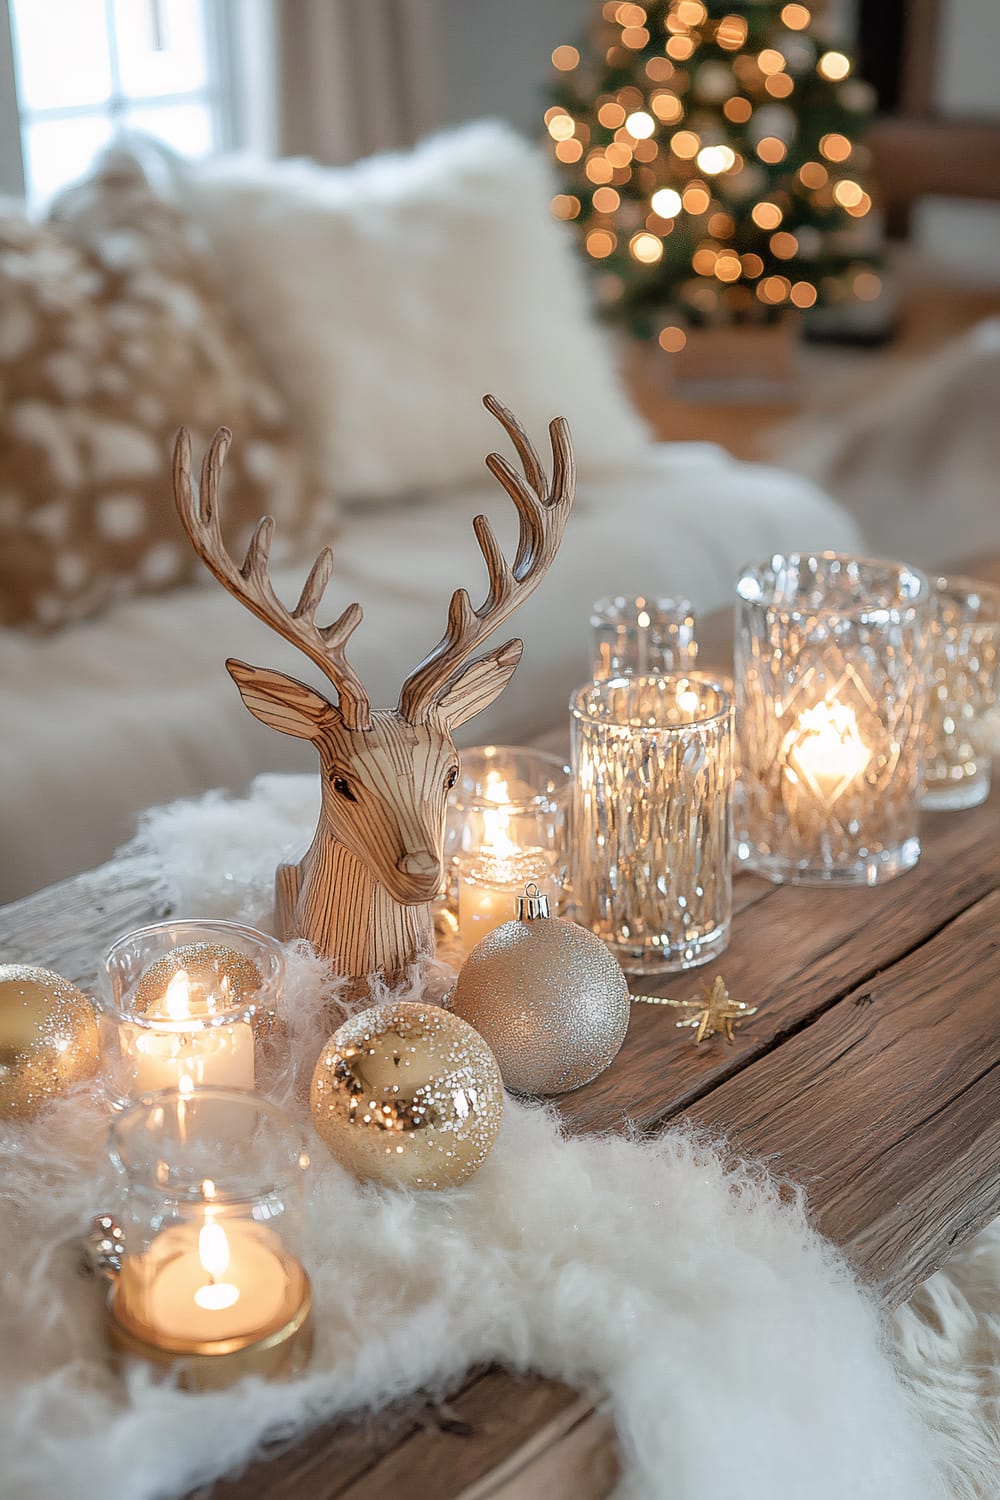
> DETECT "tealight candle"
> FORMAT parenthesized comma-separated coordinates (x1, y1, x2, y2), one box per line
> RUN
(125, 968, 255, 1096)
(784, 700, 872, 806)
(456, 773, 557, 945)
(105, 1089, 312, 1390)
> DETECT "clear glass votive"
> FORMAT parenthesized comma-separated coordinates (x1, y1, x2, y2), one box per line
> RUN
(570, 673, 733, 976)
(101, 920, 285, 1110)
(105, 1088, 311, 1389)
(444, 745, 572, 942)
(923, 575, 1000, 810)
(591, 593, 697, 681)
(735, 553, 931, 885)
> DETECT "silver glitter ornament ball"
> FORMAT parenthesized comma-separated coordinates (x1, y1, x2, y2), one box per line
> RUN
(451, 911, 630, 1096)
(310, 1002, 504, 1190)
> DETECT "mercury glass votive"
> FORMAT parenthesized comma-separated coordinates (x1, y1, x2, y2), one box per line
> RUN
(591, 593, 697, 680)
(735, 553, 930, 885)
(105, 1088, 312, 1389)
(570, 673, 733, 976)
(101, 920, 285, 1110)
(923, 575, 1000, 810)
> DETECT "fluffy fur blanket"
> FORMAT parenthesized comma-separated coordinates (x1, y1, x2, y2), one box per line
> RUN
(0, 775, 992, 1500)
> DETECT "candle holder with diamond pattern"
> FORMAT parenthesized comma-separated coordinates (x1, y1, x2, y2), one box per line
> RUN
(735, 553, 930, 885)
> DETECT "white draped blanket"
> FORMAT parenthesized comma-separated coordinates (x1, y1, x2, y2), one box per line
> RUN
(1, 776, 993, 1500)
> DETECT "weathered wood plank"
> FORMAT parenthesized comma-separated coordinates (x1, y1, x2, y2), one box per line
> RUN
(689, 888, 1000, 1306)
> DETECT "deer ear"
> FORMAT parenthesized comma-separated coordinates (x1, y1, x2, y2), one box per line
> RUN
(226, 659, 339, 740)
(436, 639, 523, 730)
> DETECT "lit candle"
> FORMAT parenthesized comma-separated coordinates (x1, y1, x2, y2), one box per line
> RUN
(124, 969, 255, 1095)
(786, 699, 871, 805)
(457, 774, 554, 945)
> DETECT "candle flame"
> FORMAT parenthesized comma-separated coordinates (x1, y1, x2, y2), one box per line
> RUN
(198, 1218, 229, 1278)
(164, 968, 192, 1019)
(788, 699, 871, 802)
(482, 772, 517, 860)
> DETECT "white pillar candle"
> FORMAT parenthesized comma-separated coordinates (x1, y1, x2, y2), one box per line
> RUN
(122, 969, 255, 1095)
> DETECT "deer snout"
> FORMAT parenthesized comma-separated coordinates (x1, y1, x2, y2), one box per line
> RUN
(397, 851, 440, 878)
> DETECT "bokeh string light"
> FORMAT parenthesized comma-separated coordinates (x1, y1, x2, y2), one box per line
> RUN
(546, 0, 881, 338)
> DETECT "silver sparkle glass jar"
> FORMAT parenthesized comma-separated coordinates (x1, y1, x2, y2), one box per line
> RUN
(923, 574, 1000, 810)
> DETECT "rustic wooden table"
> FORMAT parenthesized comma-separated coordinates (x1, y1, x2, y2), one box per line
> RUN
(2, 558, 997, 1500)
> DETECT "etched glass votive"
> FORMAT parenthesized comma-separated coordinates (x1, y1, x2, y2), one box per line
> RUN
(570, 673, 733, 975)
(444, 745, 572, 945)
(106, 1088, 312, 1389)
(735, 553, 930, 885)
(591, 594, 697, 681)
(923, 575, 1000, 810)
(101, 920, 285, 1110)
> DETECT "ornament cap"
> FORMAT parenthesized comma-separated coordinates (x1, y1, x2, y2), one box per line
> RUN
(517, 882, 551, 921)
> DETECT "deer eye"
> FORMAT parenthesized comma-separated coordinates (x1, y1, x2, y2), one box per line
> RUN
(446, 766, 459, 790)
(331, 775, 357, 802)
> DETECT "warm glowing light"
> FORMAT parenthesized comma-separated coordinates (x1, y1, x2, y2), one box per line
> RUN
(676, 0, 706, 23)
(552, 194, 581, 220)
(677, 686, 702, 715)
(626, 110, 656, 139)
(606, 141, 633, 167)
(844, 192, 872, 218)
(630, 231, 663, 264)
(666, 34, 695, 59)
(781, 4, 811, 29)
(194, 1220, 240, 1311)
(586, 229, 617, 258)
(790, 280, 817, 307)
(818, 50, 851, 81)
(481, 774, 518, 861)
(658, 325, 687, 352)
(622, 25, 651, 48)
(799, 160, 828, 188)
(598, 100, 627, 128)
(651, 186, 682, 218)
(723, 96, 752, 124)
(670, 129, 700, 159)
(633, 138, 658, 162)
(751, 201, 783, 230)
(164, 969, 192, 1020)
(819, 132, 851, 162)
(555, 139, 583, 164)
(770, 230, 798, 259)
(682, 183, 711, 214)
(757, 136, 787, 164)
(692, 246, 718, 275)
(766, 73, 794, 97)
(716, 14, 747, 49)
(585, 154, 615, 183)
(645, 55, 674, 82)
(551, 44, 580, 71)
(697, 144, 736, 174)
(592, 186, 620, 213)
(853, 271, 882, 300)
(707, 211, 734, 237)
(714, 252, 742, 282)
(547, 113, 576, 142)
(651, 90, 683, 122)
(788, 701, 871, 801)
(615, 2, 646, 24)
(741, 252, 764, 278)
(757, 48, 786, 75)
(757, 275, 790, 303)
(833, 178, 864, 208)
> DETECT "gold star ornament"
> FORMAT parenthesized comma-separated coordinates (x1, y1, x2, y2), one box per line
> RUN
(631, 975, 758, 1045)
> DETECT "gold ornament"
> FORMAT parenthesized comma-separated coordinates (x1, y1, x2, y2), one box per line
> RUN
(310, 1002, 504, 1190)
(134, 943, 272, 1033)
(0, 964, 99, 1118)
(633, 974, 757, 1044)
(451, 886, 630, 1096)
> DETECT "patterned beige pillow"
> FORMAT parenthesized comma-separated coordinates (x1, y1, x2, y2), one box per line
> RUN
(0, 154, 333, 632)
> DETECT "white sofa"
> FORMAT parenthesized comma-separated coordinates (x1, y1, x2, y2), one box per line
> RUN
(0, 442, 859, 901)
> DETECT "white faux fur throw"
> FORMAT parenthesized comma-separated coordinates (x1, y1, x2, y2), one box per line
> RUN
(2, 775, 994, 1500)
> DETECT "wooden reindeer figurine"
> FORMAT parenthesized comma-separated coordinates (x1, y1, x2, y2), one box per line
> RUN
(172, 395, 575, 991)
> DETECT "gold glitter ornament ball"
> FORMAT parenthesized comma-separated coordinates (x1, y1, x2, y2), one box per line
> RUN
(0, 964, 99, 1118)
(310, 1002, 504, 1190)
(452, 912, 630, 1096)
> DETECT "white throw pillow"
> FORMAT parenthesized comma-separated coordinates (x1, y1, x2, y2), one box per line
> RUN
(172, 121, 651, 503)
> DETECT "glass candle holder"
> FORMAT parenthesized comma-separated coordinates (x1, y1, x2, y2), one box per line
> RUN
(591, 593, 697, 681)
(101, 920, 285, 1110)
(570, 673, 734, 976)
(923, 575, 1000, 811)
(105, 1088, 312, 1389)
(735, 553, 930, 885)
(444, 745, 572, 945)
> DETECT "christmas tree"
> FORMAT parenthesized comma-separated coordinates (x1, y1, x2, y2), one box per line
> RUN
(546, 1, 881, 348)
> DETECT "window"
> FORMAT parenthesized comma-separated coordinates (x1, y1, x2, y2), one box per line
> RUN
(7, 0, 236, 203)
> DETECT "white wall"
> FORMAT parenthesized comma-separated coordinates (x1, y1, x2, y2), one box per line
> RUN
(937, 0, 1000, 115)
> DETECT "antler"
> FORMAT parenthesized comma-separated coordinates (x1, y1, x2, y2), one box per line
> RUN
(398, 395, 575, 723)
(173, 427, 372, 729)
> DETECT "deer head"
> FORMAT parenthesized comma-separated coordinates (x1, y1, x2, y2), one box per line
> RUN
(173, 398, 574, 980)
